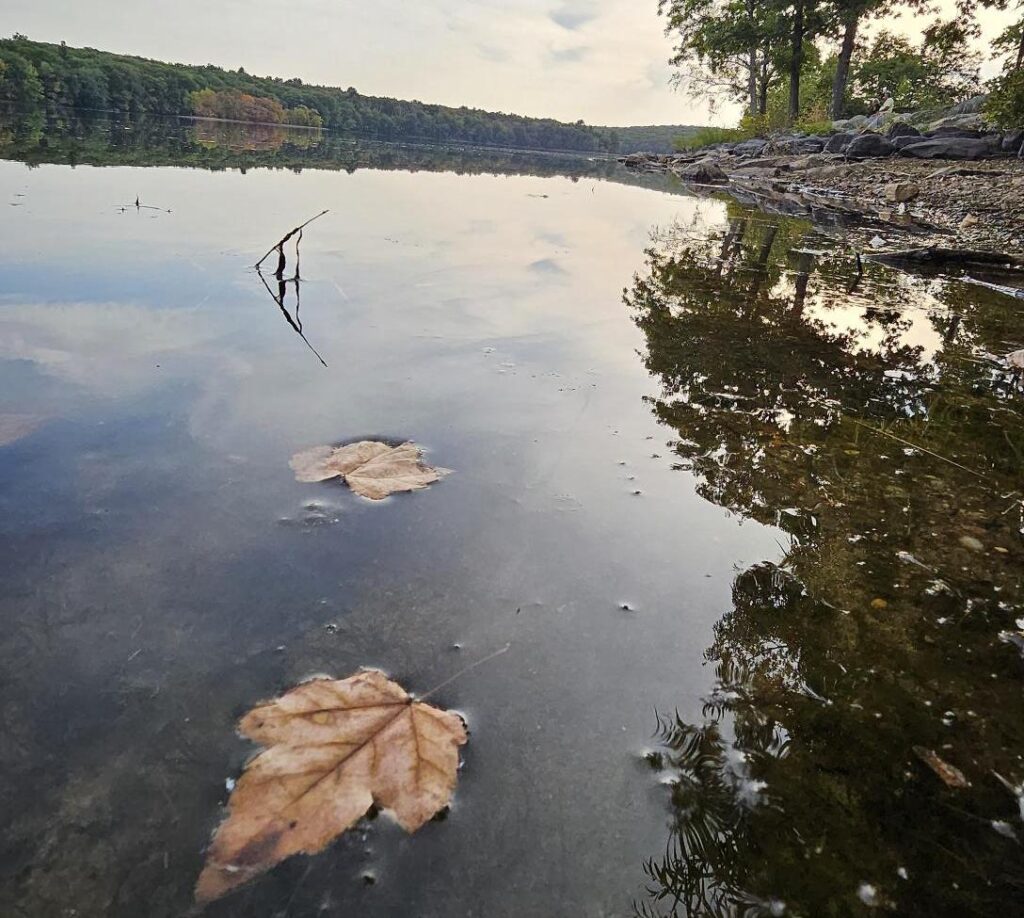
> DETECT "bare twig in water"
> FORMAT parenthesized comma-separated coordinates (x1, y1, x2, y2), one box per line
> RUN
(256, 265, 328, 367)
(116, 196, 171, 213)
(255, 209, 329, 271)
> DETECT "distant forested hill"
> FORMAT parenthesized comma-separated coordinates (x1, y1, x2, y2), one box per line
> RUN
(0, 35, 623, 153)
(601, 124, 703, 153)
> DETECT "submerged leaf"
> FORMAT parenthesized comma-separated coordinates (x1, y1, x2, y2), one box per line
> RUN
(913, 746, 970, 788)
(289, 440, 449, 499)
(196, 670, 467, 902)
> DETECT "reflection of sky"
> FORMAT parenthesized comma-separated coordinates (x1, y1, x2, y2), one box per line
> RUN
(775, 268, 948, 363)
(0, 157, 781, 916)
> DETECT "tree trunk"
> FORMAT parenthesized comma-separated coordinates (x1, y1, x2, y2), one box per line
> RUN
(788, 0, 804, 124)
(745, 0, 761, 116)
(748, 48, 758, 116)
(758, 62, 769, 115)
(1015, 24, 1023, 71)
(831, 13, 859, 118)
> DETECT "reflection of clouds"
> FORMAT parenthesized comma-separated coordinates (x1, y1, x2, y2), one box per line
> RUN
(0, 165, 706, 453)
(0, 298, 249, 398)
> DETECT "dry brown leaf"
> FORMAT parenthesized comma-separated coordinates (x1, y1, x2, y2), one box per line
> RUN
(0, 414, 46, 447)
(196, 670, 467, 903)
(289, 440, 449, 500)
(913, 746, 970, 788)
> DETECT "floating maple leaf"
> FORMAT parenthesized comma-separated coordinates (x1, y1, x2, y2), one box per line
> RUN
(196, 670, 467, 903)
(289, 440, 450, 500)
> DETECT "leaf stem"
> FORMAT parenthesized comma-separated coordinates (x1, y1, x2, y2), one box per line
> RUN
(418, 643, 512, 702)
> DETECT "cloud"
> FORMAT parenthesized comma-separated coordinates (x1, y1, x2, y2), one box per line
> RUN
(549, 3, 598, 30)
(549, 45, 590, 64)
(477, 43, 510, 64)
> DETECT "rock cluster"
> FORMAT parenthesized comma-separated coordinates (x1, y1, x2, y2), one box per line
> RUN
(617, 94, 1024, 253)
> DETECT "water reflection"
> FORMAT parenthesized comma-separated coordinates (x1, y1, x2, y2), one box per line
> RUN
(628, 208, 1024, 915)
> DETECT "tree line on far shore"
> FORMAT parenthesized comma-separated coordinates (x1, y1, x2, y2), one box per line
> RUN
(0, 35, 621, 153)
(659, 0, 1024, 129)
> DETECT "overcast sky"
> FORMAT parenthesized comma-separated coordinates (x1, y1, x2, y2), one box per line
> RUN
(4, 0, 1018, 126)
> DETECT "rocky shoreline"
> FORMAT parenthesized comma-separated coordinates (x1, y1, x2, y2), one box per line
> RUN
(620, 103, 1024, 255)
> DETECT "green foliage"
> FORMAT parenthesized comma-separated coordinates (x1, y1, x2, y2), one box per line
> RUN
(675, 124, 754, 149)
(0, 35, 617, 153)
(0, 49, 43, 108)
(850, 25, 981, 111)
(986, 67, 1024, 127)
(659, 0, 791, 116)
(601, 123, 704, 153)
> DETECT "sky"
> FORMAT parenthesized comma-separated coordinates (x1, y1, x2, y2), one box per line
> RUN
(3, 0, 1019, 127)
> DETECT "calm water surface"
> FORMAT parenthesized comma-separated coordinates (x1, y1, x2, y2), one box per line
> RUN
(1, 118, 1022, 918)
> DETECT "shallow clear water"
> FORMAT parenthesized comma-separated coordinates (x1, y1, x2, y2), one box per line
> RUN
(1, 117, 1022, 918)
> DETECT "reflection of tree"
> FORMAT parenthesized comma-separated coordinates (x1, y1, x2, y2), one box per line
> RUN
(628, 211, 1024, 917)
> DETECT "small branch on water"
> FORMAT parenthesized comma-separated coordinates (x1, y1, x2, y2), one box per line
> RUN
(255, 209, 329, 270)
(116, 196, 171, 213)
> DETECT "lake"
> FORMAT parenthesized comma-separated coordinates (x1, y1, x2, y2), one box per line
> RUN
(1, 115, 1022, 918)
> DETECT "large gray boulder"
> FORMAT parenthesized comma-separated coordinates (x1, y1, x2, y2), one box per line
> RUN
(891, 134, 926, 149)
(898, 137, 994, 160)
(1000, 129, 1023, 154)
(949, 94, 988, 115)
(865, 111, 896, 131)
(928, 113, 985, 134)
(733, 138, 769, 157)
(674, 160, 729, 184)
(847, 114, 869, 131)
(772, 135, 826, 154)
(887, 121, 921, 139)
(929, 125, 983, 139)
(824, 132, 854, 153)
(845, 133, 896, 158)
